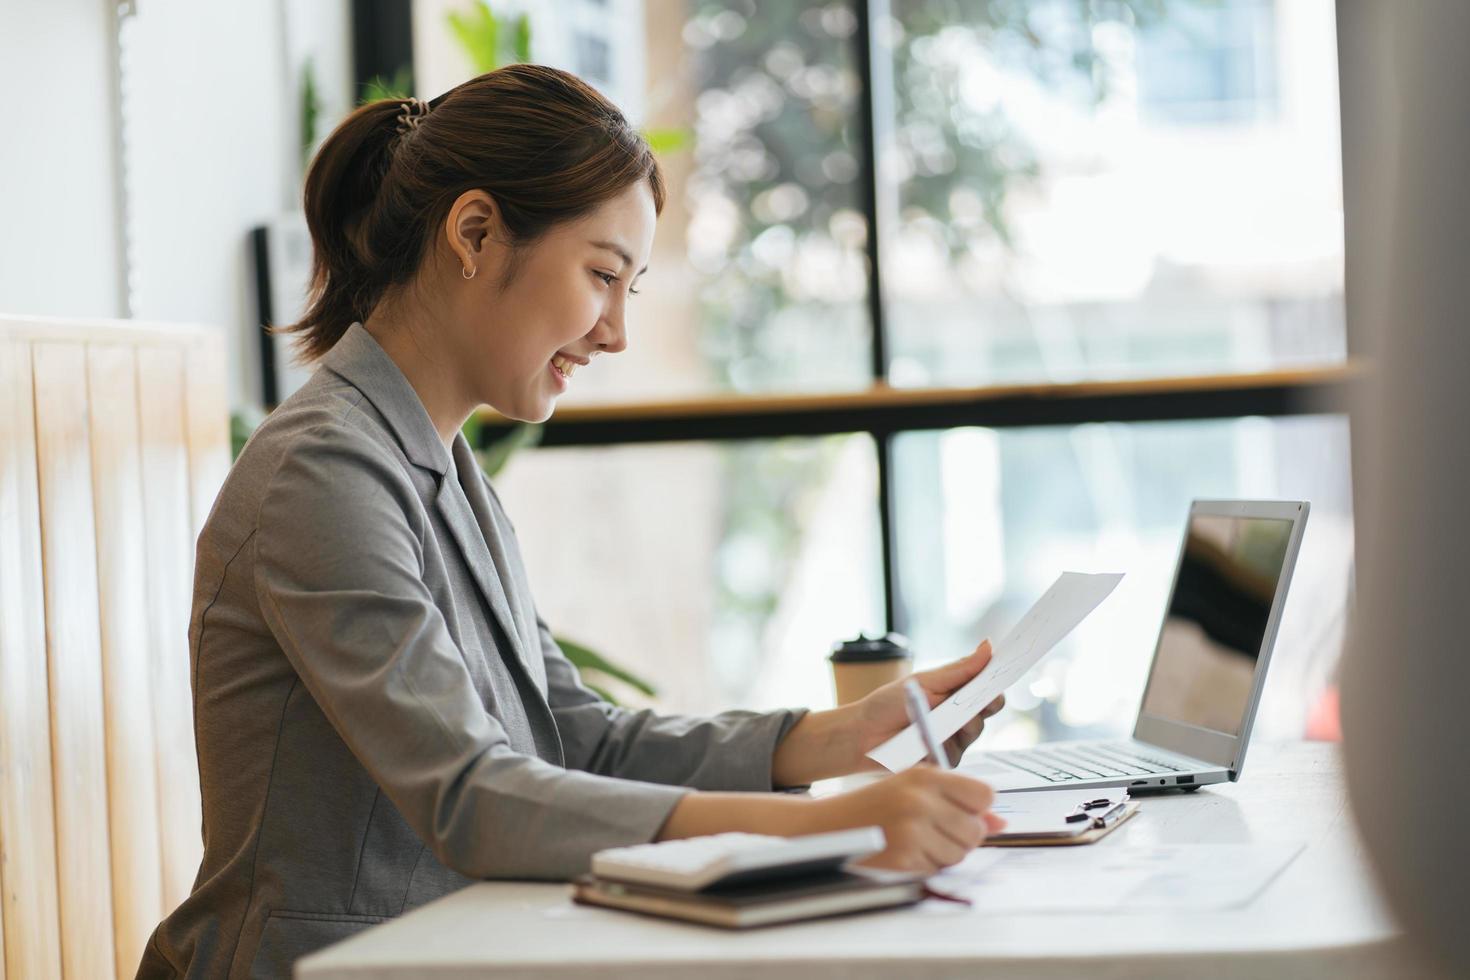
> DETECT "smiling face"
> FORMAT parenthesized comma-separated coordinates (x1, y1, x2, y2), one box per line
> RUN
(437, 180, 657, 424)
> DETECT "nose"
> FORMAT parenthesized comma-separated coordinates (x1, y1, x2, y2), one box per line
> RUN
(590, 295, 629, 354)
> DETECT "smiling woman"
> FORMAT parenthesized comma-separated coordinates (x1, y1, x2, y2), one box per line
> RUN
(282, 64, 661, 433)
(359, 178, 655, 431)
(135, 62, 1008, 979)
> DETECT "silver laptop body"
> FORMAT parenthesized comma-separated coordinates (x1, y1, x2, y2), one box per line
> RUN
(962, 499, 1311, 794)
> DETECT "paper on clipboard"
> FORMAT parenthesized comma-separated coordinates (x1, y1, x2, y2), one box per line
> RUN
(983, 788, 1129, 838)
(867, 572, 1123, 771)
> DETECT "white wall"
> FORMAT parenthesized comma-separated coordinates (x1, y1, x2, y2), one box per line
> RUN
(0, 0, 125, 319)
(119, 0, 351, 412)
(1, 0, 352, 412)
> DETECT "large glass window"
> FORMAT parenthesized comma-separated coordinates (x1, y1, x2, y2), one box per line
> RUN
(892, 414, 1352, 746)
(882, 0, 1344, 387)
(403, 1, 1354, 740)
(491, 434, 885, 713)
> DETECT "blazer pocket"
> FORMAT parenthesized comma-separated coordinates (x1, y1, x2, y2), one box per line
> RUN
(249, 909, 391, 979)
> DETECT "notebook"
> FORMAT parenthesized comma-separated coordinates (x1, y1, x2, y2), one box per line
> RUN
(572, 868, 924, 928)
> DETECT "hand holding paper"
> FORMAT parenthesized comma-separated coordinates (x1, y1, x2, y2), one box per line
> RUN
(866, 572, 1123, 771)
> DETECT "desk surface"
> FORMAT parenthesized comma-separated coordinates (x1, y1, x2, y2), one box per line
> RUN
(299, 742, 1426, 980)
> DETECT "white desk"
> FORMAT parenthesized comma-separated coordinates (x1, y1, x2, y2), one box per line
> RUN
(299, 742, 1430, 979)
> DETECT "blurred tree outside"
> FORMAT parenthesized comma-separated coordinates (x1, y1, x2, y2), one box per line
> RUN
(681, 0, 1182, 701)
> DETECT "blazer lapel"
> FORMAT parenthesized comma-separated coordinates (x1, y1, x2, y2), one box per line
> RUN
(433, 467, 530, 674)
(322, 323, 561, 761)
(438, 450, 563, 764)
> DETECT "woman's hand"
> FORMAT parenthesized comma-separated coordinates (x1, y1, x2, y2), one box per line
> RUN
(657, 769, 1005, 872)
(852, 641, 1006, 769)
(811, 766, 1005, 874)
(769, 640, 1007, 786)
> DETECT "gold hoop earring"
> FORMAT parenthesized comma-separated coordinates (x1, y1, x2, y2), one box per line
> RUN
(462, 265, 477, 280)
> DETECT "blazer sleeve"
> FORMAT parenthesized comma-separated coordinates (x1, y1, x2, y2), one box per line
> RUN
(252, 424, 690, 880)
(539, 622, 810, 791)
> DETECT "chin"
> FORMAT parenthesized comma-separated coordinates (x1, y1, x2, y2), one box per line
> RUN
(510, 400, 556, 425)
(483, 395, 555, 425)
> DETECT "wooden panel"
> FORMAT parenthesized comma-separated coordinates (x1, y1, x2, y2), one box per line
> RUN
(86, 344, 165, 978)
(135, 347, 202, 910)
(0, 339, 63, 979)
(183, 338, 230, 544)
(31, 342, 117, 980)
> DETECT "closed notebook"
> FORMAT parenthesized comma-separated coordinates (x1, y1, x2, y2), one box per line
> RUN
(572, 869, 924, 929)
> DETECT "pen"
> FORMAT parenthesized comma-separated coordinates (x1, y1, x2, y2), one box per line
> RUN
(904, 679, 952, 770)
(1092, 801, 1129, 829)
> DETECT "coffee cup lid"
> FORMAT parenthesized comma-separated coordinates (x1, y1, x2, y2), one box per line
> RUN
(829, 632, 912, 663)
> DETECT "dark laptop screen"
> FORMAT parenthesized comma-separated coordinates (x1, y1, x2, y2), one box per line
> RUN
(1139, 514, 1294, 735)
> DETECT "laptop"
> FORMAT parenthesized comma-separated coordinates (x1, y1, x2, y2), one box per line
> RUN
(962, 499, 1310, 794)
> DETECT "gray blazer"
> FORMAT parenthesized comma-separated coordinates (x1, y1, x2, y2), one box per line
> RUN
(138, 323, 806, 979)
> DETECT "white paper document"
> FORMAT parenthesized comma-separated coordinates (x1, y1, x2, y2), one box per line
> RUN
(984, 788, 1128, 837)
(924, 842, 1305, 914)
(867, 571, 1123, 772)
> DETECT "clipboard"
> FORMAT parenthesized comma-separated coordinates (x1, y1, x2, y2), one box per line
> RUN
(982, 790, 1140, 847)
(984, 801, 1139, 846)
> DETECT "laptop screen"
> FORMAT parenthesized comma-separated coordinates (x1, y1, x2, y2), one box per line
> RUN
(1139, 514, 1295, 736)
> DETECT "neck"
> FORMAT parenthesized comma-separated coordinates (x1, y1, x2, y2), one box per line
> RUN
(361, 311, 472, 451)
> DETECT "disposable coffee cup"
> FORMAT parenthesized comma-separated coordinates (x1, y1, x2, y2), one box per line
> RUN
(829, 633, 913, 706)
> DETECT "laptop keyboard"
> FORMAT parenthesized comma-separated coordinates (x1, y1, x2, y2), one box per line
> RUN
(995, 744, 1186, 782)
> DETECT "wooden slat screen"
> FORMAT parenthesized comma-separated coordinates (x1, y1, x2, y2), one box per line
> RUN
(0, 316, 229, 979)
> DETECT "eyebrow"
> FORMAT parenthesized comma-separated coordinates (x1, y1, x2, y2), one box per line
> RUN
(590, 240, 648, 277)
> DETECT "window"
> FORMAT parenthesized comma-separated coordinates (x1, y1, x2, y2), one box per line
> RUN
(892, 414, 1351, 744)
(492, 434, 884, 713)
(883, 0, 1342, 387)
(1137, 0, 1279, 125)
(401, 0, 1354, 743)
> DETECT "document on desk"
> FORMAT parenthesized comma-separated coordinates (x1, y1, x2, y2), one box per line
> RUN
(867, 572, 1124, 771)
(924, 842, 1305, 914)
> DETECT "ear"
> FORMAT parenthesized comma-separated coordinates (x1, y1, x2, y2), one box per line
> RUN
(443, 189, 504, 271)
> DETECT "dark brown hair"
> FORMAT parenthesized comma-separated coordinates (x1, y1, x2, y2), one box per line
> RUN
(284, 63, 666, 361)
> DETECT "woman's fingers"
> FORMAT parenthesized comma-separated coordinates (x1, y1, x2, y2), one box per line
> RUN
(853, 768, 1003, 872)
(945, 697, 1004, 758)
(930, 769, 996, 813)
(930, 797, 991, 852)
(915, 640, 993, 701)
(919, 834, 972, 872)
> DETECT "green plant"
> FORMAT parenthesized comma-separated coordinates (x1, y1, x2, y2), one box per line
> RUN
(360, 67, 414, 104)
(445, 2, 691, 161)
(301, 56, 322, 170)
(555, 637, 658, 705)
(231, 406, 265, 460)
(447, 2, 531, 73)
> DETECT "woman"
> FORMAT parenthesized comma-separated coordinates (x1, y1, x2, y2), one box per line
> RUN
(138, 64, 1005, 979)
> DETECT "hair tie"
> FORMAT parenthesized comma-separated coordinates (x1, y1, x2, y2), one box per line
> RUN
(395, 97, 430, 137)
